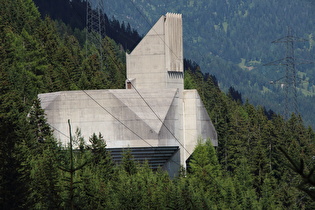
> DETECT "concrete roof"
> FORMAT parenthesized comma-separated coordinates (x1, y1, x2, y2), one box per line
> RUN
(108, 89, 177, 133)
(38, 88, 178, 145)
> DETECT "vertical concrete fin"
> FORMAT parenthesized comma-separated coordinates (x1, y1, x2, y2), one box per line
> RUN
(165, 13, 183, 72)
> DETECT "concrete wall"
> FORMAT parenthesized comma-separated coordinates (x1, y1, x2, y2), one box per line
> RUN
(183, 90, 218, 157)
(126, 13, 183, 92)
(126, 15, 166, 90)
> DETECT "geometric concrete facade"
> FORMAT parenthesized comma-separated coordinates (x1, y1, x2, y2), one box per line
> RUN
(39, 88, 181, 148)
(38, 13, 217, 176)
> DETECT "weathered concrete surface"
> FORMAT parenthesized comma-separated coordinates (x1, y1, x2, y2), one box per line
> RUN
(183, 90, 218, 159)
(39, 88, 180, 147)
(126, 13, 183, 92)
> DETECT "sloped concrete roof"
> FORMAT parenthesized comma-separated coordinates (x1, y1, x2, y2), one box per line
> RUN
(109, 89, 177, 134)
(38, 88, 178, 146)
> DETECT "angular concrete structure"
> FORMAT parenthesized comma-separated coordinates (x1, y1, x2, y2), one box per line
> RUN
(38, 13, 217, 176)
(126, 13, 183, 91)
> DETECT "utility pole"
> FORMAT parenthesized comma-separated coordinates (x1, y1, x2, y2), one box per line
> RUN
(264, 27, 310, 119)
(86, 0, 106, 70)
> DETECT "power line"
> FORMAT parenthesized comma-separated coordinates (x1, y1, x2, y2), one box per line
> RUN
(47, 123, 70, 139)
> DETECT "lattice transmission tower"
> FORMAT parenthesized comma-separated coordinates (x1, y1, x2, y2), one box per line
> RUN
(86, 0, 106, 70)
(264, 27, 311, 119)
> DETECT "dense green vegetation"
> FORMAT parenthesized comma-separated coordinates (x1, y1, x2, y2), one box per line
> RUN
(97, 0, 315, 127)
(1, 0, 315, 208)
(33, 0, 142, 52)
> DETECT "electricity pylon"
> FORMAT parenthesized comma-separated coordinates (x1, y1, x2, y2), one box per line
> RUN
(86, 0, 106, 70)
(264, 27, 311, 119)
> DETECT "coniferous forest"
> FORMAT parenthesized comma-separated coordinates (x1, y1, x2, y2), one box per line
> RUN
(1, 0, 315, 209)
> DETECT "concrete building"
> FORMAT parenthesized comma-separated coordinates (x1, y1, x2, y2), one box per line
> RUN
(39, 13, 217, 176)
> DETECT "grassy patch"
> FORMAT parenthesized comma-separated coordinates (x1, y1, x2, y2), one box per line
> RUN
(222, 21, 228, 33)
(238, 58, 246, 70)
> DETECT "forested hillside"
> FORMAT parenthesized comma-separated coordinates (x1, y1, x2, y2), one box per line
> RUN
(33, 0, 142, 52)
(1, 0, 315, 208)
(96, 0, 315, 127)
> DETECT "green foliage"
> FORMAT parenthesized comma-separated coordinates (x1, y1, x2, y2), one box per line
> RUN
(121, 149, 138, 176)
(189, 139, 221, 179)
(184, 70, 197, 89)
(0, 65, 30, 209)
(28, 141, 62, 209)
(88, 133, 114, 180)
(280, 146, 315, 202)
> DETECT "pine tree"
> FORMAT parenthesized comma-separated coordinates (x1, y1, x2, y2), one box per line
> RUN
(23, 97, 62, 209)
(0, 69, 31, 208)
(121, 149, 137, 176)
(57, 120, 89, 209)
